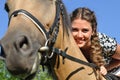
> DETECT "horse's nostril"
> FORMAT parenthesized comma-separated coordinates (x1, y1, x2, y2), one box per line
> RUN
(19, 36, 28, 50)
(15, 36, 30, 51)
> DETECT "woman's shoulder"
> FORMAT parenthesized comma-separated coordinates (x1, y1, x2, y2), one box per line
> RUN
(97, 32, 117, 45)
(97, 32, 117, 56)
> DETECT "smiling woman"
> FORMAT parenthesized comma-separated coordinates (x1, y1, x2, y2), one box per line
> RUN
(70, 7, 120, 80)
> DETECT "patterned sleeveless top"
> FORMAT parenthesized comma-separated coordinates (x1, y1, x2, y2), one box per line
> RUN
(98, 32, 117, 65)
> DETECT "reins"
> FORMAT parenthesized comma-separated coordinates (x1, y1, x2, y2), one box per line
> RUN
(52, 47, 99, 69)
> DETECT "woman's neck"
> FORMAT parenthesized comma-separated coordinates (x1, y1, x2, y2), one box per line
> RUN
(80, 45, 91, 62)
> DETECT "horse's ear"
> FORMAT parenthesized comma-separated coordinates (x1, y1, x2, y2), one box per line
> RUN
(4, 3, 10, 12)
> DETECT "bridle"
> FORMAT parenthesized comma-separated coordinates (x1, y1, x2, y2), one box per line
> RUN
(7, 0, 99, 79)
(9, 0, 61, 63)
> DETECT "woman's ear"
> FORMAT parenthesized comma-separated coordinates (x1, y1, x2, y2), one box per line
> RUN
(92, 31, 94, 36)
(92, 27, 96, 36)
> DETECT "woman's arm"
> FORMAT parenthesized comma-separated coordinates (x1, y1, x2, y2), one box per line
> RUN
(112, 44, 120, 60)
(106, 58, 120, 71)
(98, 33, 120, 75)
(106, 44, 120, 76)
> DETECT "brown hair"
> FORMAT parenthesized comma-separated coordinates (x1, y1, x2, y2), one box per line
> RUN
(70, 7, 105, 66)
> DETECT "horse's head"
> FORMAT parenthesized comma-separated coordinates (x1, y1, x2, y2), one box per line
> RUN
(0, 0, 64, 79)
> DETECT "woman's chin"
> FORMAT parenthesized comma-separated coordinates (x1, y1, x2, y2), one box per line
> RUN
(77, 43, 85, 48)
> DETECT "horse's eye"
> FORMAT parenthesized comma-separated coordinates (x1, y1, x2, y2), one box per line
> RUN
(4, 3, 10, 12)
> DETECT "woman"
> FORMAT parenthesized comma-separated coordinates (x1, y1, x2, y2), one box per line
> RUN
(70, 7, 120, 77)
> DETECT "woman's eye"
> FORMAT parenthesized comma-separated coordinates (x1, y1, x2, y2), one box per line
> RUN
(72, 28, 78, 32)
(82, 29, 89, 33)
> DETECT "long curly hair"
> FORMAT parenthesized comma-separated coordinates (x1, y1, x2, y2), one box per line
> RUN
(70, 7, 105, 66)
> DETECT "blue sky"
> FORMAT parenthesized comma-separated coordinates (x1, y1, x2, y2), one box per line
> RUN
(0, 0, 120, 43)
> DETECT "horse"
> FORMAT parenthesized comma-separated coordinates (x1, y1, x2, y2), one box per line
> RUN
(0, 0, 106, 80)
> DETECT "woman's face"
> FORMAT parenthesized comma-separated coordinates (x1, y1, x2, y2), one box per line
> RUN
(72, 18, 93, 49)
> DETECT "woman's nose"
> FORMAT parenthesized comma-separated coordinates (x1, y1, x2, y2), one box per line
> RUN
(77, 31, 83, 38)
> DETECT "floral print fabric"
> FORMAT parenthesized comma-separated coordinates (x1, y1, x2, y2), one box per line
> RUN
(98, 32, 117, 65)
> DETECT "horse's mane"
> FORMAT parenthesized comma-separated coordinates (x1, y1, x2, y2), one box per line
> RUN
(60, 1, 72, 37)
(44, 0, 73, 78)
